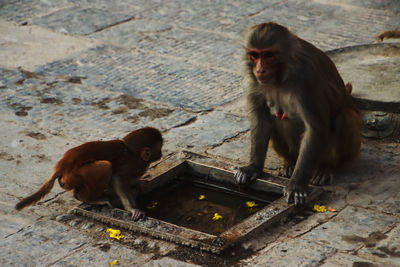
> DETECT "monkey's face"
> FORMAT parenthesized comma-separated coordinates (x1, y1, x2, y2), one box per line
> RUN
(247, 48, 279, 84)
(140, 141, 162, 163)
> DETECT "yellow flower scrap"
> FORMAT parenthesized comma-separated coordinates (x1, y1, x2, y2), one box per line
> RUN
(109, 260, 119, 266)
(198, 195, 205, 200)
(212, 213, 223, 221)
(107, 228, 124, 240)
(246, 201, 259, 208)
(313, 205, 327, 213)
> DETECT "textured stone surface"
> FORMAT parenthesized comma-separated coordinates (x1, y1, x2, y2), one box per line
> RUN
(347, 168, 400, 214)
(0, 0, 73, 24)
(35, 45, 243, 111)
(303, 206, 398, 251)
(243, 238, 337, 267)
(0, 220, 153, 267)
(358, 224, 400, 266)
(91, 21, 243, 71)
(0, 69, 195, 140)
(142, 258, 201, 267)
(207, 131, 284, 174)
(30, 5, 138, 35)
(50, 241, 153, 267)
(1, 0, 400, 266)
(164, 111, 249, 151)
(0, 21, 100, 71)
(0, 220, 88, 266)
(320, 252, 378, 267)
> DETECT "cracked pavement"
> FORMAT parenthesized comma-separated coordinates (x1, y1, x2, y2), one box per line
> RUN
(1, 0, 400, 266)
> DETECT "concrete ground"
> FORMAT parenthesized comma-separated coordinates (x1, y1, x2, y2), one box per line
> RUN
(1, 0, 399, 266)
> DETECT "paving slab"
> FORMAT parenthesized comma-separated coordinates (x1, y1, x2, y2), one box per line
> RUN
(321, 252, 380, 267)
(0, 191, 38, 238)
(243, 238, 337, 267)
(227, 0, 400, 50)
(164, 111, 249, 151)
(333, 142, 394, 185)
(0, 0, 73, 24)
(91, 20, 243, 72)
(0, 220, 88, 266)
(358, 224, 400, 265)
(0, 68, 195, 140)
(207, 132, 284, 174)
(30, 5, 139, 35)
(35, 45, 243, 111)
(136, 0, 282, 34)
(1, 0, 400, 266)
(0, 219, 154, 267)
(0, 20, 100, 71)
(141, 257, 201, 267)
(303, 206, 398, 251)
(50, 240, 154, 267)
(315, 0, 400, 13)
(347, 168, 400, 214)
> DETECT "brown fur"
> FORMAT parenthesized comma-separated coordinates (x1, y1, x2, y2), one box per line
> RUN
(376, 30, 400, 42)
(236, 22, 362, 205)
(15, 127, 163, 219)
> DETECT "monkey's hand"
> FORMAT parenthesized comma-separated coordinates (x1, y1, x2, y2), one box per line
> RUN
(284, 181, 308, 206)
(130, 208, 146, 221)
(234, 165, 261, 184)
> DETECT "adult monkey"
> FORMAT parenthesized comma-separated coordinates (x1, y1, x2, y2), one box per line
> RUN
(234, 22, 362, 206)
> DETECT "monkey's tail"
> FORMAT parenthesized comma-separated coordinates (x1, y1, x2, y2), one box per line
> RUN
(15, 170, 61, 210)
(376, 30, 400, 42)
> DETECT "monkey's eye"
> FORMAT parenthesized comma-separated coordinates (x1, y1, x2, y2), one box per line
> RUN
(248, 52, 260, 59)
(263, 51, 275, 58)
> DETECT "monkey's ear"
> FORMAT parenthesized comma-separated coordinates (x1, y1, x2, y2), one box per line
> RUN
(141, 147, 152, 161)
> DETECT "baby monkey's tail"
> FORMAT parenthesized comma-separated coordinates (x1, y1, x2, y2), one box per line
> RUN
(15, 170, 61, 210)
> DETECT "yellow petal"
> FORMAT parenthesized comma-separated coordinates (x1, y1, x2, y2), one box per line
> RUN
(109, 260, 119, 266)
(212, 213, 223, 221)
(246, 201, 259, 208)
(107, 228, 124, 240)
(198, 195, 205, 200)
(109, 232, 124, 240)
(313, 205, 327, 213)
(115, 234, 124, 240)
(107, 228, 121, 235)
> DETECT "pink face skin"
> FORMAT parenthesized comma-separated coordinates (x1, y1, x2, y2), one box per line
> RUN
(247, 48, 279, 84)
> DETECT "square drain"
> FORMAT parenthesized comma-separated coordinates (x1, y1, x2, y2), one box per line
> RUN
(70, 161, 321, 253)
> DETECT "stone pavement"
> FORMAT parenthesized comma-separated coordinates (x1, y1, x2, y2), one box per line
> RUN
(1, 0, 399, 266)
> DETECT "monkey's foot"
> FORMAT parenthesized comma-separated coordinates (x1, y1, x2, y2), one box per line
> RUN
(310, 170, 333, 185)
(234, 165, 260, 184)
(284, 183, 308, 206)
(130, 209, 146, 221)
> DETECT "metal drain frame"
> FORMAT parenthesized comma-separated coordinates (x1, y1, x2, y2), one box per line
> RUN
(69, 160, 322, 254)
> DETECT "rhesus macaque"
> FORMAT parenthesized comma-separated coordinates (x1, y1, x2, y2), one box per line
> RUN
(376, 30, 400, 42)
(15, 127, 163, 220)
(234, 22, 362, 206)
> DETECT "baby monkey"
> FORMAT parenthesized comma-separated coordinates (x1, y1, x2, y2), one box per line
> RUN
(15, 127, 163, 221)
